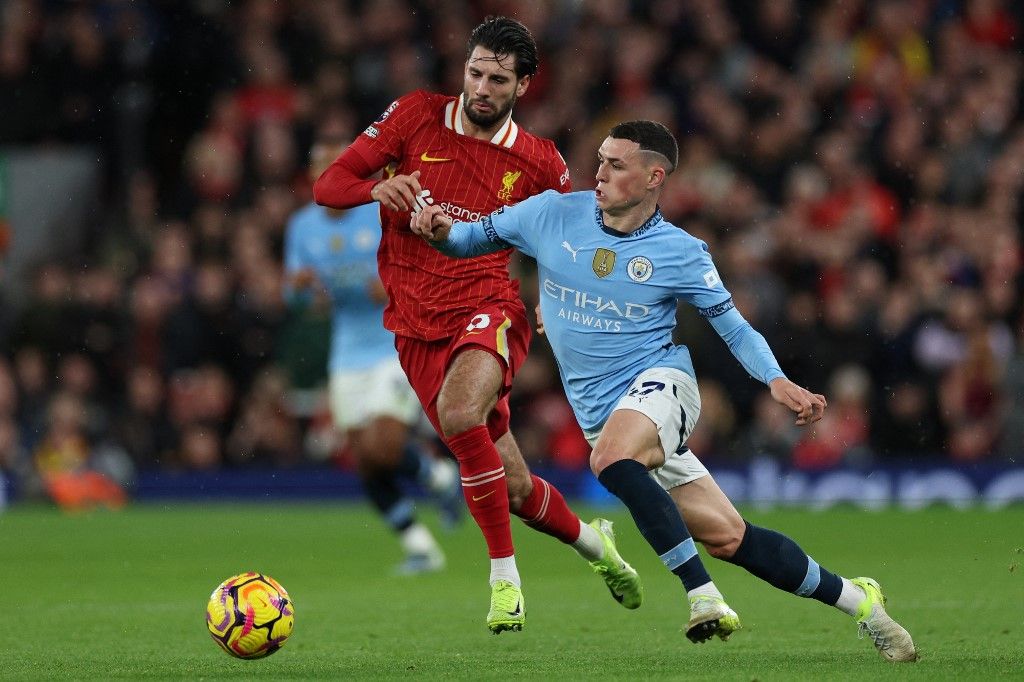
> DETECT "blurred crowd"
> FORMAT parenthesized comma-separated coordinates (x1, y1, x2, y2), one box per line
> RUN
(1, 0, 1023, 500)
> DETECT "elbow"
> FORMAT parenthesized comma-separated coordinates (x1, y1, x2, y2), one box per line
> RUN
(311, 176, 331, 207)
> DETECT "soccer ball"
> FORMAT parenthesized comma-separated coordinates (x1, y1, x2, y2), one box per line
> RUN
(206, 572, 294, 659)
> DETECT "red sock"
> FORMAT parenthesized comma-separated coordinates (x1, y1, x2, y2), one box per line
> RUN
(515, 474, 582, 544)
(446, 425, 514, 559)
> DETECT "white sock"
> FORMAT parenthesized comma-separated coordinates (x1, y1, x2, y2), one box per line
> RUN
(571, 520, 604, 561)
(489, 555, 521, 587)
(834, 578, 865, 617)
(687, 582, 723, 600)
(400, 523, 439, 557)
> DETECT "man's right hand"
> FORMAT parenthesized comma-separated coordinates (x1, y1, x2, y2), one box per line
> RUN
(370, 170, 423, 211)
(410, 204, 454, 241)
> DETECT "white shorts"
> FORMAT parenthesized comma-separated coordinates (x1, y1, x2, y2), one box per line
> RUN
(328, 358, 422, 431)
(584, 367, 709, 490)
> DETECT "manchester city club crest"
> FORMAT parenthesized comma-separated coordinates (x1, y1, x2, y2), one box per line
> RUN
(592, 248, 616, 278)
(627, 256, 654, 282)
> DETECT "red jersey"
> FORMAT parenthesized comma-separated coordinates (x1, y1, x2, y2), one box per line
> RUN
(317, 90, 570, 340)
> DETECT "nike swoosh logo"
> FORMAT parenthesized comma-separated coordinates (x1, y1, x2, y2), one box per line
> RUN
(507, 601, 522, 616)
(472, 490, 496, 502)
(420, 151, 452, 163)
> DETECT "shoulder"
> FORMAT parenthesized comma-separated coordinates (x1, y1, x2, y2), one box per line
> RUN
(375, 90, 444, 123)
(657, 220, 708, 253)
(522, 188, 588, 210)
(514, 129, 564, 161)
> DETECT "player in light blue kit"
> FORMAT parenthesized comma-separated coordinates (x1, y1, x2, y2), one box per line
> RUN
(411, 121, 916, 660)
(285, 139, 462, 575)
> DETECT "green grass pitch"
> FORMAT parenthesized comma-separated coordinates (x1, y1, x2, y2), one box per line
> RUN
(3, 502, 1023, 680)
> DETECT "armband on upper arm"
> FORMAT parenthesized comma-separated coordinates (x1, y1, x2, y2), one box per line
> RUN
(697, 298, 735, 319)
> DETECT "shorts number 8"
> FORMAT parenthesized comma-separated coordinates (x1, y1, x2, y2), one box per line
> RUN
(466, 314, 491, 332)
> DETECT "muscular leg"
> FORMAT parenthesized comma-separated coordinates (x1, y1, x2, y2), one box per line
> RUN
(666, 476, 745, 559)
(493, 430, 587, 544)
(437, 349, 517, 581)
(440, 350, 593, 550)
(670, 475, 851, 609)
(590, 409, 715, 594)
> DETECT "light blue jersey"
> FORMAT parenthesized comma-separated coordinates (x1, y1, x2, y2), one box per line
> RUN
(284, 202, 395, 372)
(436, 190, 785, 431)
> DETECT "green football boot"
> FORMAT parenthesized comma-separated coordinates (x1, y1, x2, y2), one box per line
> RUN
(852, 577, 918, 662)
(685, 595, 741, 643)
(588, 518, 643, 609)
(486, 580, 525, 634)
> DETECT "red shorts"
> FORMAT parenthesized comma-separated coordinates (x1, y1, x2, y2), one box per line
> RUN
(396, 301, 531, 443)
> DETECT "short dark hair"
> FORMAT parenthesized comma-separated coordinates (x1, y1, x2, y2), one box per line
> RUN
(466, 16, 539, 79)
(608, 120, 678, 174)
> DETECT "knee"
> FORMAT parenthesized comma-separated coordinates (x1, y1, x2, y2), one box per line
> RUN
(702, 517, 747, 560)
(437, 394, 485, 437)
(589, 447, 629, 479)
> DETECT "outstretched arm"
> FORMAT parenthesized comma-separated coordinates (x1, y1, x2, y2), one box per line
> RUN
(410, 205, 509, 258)
(708, 307, 826, 425)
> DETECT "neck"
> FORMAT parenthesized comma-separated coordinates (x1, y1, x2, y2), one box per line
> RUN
(601, 196, 660, 234)
(460, 110, 508, 141)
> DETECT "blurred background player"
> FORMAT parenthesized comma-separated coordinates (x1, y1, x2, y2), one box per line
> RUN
(285, 137, 462, 576)
(313, 16, 641, 632)
(413, 120, 917, 662)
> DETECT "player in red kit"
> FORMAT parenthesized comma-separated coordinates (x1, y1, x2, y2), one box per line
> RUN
(314, 16, 642, 633)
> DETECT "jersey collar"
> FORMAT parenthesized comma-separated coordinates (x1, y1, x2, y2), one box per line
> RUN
(595, 204, 664, 238)
(444, 96, 519, 148)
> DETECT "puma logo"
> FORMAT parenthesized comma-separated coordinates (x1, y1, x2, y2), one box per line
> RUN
(472, 490, 496, 502)
(562, 240, 579, 262)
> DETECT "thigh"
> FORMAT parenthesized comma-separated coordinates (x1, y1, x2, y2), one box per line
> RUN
(395, 335, 449, 437)
(328, 369, 372, 431)
(591, 408, 665, 470)
(586, 367, 702, 470)
(445, 302, 530, 441)
(441, 348, 503, 415)
(449, 302, 530, 397)
(365, 358, 422, 426)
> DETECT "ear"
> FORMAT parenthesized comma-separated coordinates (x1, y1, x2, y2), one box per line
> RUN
(515, 74, 531, 98)
(648, 167, 666, 191)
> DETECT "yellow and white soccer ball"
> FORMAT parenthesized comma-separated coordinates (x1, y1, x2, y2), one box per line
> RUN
(206, 572, 294, 659)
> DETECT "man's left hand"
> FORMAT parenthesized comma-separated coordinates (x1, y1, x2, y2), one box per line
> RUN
(769, 377, 827, 426)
